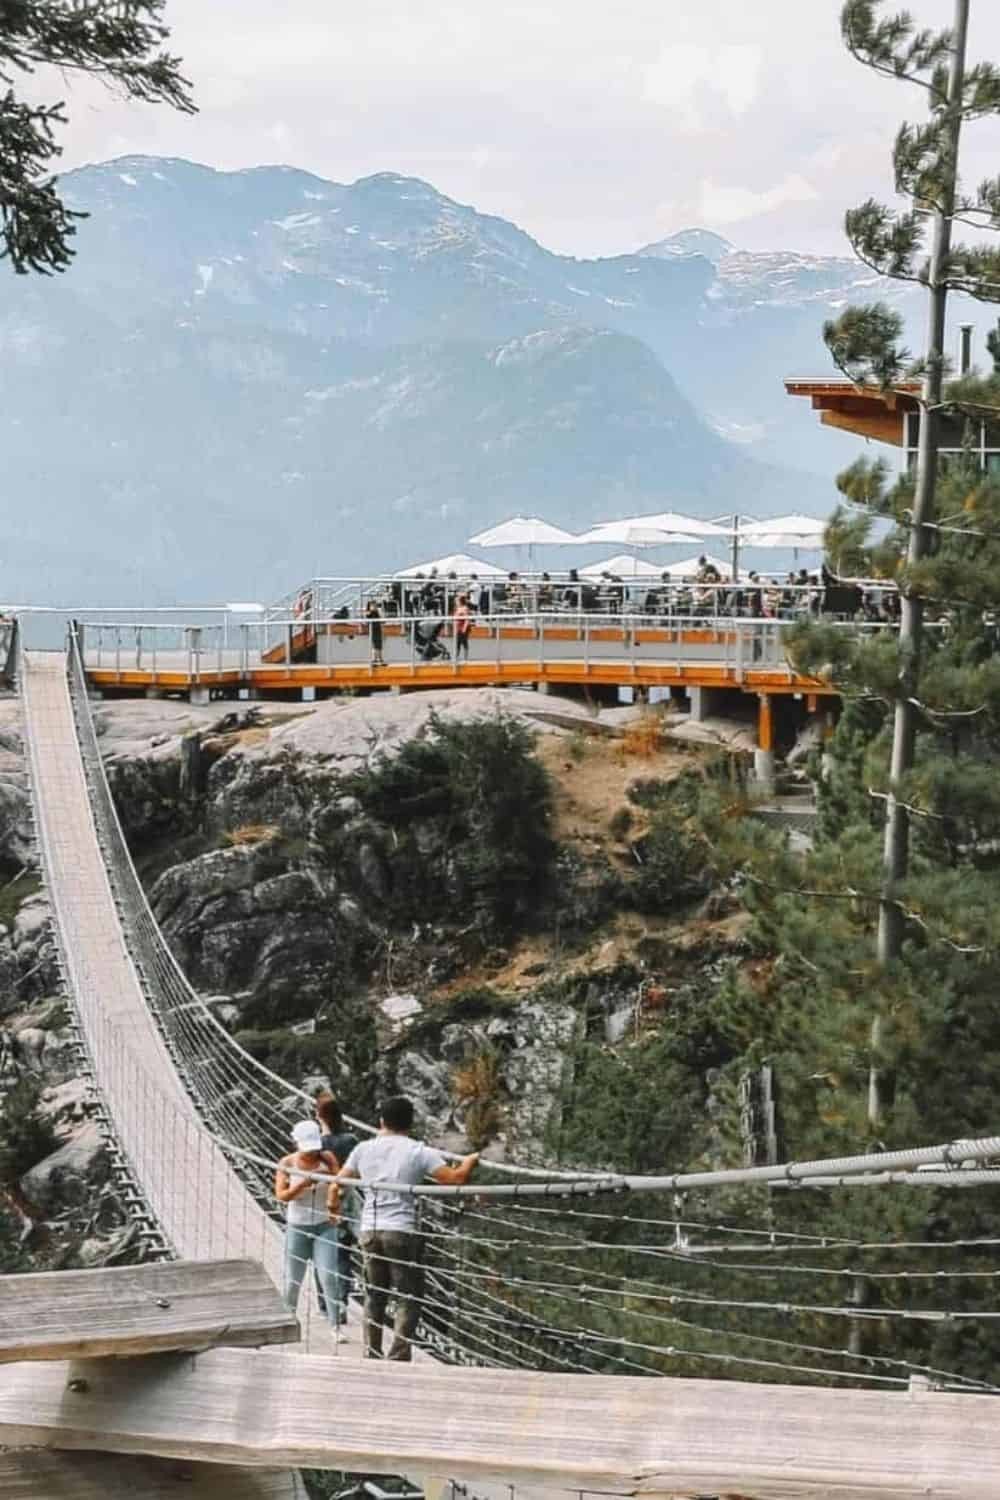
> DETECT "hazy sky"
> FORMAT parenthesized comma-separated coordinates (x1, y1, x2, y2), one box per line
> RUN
(43, 1, 1000, 258)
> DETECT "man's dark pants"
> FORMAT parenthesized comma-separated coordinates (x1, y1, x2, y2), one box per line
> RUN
(360, 1229, 424, 1361)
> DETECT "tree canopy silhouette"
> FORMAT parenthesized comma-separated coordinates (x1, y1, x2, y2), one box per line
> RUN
(0, 0, 194, 274)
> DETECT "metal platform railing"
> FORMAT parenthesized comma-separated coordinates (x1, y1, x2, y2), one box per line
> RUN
(79, 609, 905, 685)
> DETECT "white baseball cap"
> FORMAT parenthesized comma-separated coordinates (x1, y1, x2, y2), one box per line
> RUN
(292, 1120, 323, 1152)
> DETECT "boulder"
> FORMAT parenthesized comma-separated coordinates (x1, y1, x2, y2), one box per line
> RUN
(20, 1121, 107, 1211)
(13, 898, 49, 952)
(394, 1051, 454, 1135)
(252, 870, 322, 912)
(39, 1076, 92, 1130)
(357, 843, 389, 901)
(40, 1029, 80, 1085)
(151, 846, 258, 925)
(205, 996, 242, 1030)
(13, 1026, 47, 1071)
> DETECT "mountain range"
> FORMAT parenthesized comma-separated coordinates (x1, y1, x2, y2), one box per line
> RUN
(0, 155, 914, 604)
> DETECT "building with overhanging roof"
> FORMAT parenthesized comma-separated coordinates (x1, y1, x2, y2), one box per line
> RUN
(785, 376, 1000, 475)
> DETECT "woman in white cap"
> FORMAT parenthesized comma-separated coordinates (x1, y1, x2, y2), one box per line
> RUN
(275, 1119, 347, 1340)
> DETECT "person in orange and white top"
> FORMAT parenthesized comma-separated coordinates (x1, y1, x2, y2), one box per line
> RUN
(453, 593, 473, 662)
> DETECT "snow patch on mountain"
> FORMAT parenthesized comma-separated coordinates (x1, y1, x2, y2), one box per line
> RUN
(641, 228, 734, 263)
(639, 227, 897, 312)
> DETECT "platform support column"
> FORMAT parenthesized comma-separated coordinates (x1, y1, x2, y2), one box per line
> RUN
(189, 684, 211, 706)
(753, 693, 776, 795)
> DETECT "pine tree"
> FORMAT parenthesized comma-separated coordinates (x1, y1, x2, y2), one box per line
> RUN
(822, 0, 1000, 1123)
(0, 2, 194, 274)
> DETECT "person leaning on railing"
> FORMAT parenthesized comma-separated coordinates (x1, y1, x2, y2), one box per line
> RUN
(330, 1095, 478, 1362)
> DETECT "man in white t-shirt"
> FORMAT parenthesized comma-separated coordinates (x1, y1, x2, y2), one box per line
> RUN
(336, 1096, 478, 1361)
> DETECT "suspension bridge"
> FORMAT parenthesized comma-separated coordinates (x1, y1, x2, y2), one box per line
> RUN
(1, 626, 999, 1499)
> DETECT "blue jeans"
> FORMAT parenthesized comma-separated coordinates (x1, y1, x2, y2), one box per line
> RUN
(284, 1221, 345, 1328)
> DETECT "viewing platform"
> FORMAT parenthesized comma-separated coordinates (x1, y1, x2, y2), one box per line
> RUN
(67, 574, 900, 779)
(74, 574, 896, 701)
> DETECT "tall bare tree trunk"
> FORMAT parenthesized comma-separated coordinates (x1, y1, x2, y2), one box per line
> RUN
(870, 0, 971, 1128)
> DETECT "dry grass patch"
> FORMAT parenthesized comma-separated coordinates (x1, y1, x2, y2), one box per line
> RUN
(618, 713, 664, 759)
(223, 823, 280, 848)
(452, 1049, 503, 1148)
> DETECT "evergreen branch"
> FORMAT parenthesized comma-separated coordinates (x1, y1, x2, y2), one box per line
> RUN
(844, 199, 924, 282)
(867, 787, 946, 820)
(12, 49, 194, 111)
(893, 120, 953, 206)
(961, 61, 1000, 119)
(943, 244, 1000, 301)
(824, 300, 909, 388)
(907, 697, 987, 721)
(0, 0, 194, 274)
(841, 0, 951, 93)
(742, 871, 988, 955)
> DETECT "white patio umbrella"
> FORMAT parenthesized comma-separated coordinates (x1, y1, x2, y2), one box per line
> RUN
(395, 553, 506, 578)
(642, 511, 734, 539)
(707, 512, 828, 574)
(468, 514, 579, 569)
(739, 513, 828, 549)
(573, 519, 701, 548)
(661, 553, 741, 579)
(737, 513, 828, 569)
(579, 554, 663, 579)
(468, 515, 578, 547)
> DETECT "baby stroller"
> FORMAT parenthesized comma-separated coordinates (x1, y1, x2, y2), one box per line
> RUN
(411, 617, 451, 662)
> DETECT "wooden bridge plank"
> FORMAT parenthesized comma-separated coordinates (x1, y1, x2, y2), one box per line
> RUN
(0, 1347, 995, 1499)
(0, 1451, 306, 1500)
(0, 1259, 298, 1363)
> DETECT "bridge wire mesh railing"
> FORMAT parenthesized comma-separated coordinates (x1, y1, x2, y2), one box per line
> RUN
(58, 625, 1000, 1387)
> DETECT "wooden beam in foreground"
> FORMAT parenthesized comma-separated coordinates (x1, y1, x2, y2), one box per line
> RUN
(0, 1347, 996, 1500)
(0, 1259, 298, 1362)
(0, 1451, 306, 1500)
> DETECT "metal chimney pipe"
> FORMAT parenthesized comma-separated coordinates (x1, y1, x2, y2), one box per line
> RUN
(959, 323, 974, 374)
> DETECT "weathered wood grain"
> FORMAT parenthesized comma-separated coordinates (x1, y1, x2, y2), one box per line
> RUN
(0, 1451, 307, 1500)
(0, 1259, 298, 1362)
(0, 1347, 995, 1499)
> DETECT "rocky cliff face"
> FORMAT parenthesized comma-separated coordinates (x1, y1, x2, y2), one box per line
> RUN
(102, 689, 622, 1154)
(98, 688, 745, 1165)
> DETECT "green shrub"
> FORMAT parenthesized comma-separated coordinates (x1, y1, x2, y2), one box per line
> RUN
(608, 806, 633, 840)
(236, 1016, 378, 1120)
(0, 1078, 58, 1188)
(566, 729, 590, 763)
(349, 712, 554, 944)
(0, 1204, 31, 1273)
(554, 1036, 704, 1172)
(626, 776, 676, 810)
(630, 813, 713, 915)
(550, 848, 625, 940)
(0, 874, 41, 931)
